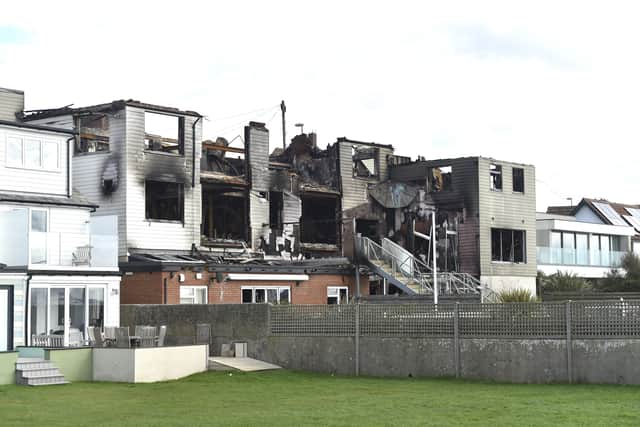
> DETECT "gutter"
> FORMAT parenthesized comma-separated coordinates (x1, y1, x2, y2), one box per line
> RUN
(192, 116, 202, 188)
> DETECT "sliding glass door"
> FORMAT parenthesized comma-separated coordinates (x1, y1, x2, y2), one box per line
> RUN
(29, 285, 106, 347)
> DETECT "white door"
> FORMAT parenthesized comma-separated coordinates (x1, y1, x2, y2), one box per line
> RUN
(0, 289, 9, 351)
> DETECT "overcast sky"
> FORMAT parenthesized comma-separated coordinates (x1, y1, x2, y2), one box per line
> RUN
(1, 1, 638, 210)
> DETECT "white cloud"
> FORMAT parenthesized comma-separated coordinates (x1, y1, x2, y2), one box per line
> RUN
(1, 0, 639, 210)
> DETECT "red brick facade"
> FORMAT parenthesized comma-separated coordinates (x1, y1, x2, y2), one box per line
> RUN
(121, 269, 369, 305)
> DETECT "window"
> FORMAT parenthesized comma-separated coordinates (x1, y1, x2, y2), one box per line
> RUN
(76, 115, 110, 154)
(327, 286, 349, 304)
(180, 286, 207, 304)
(144, 112, 185, 155)
(429, 165, 452, 192)
(269, 191, 283, 230)
(145, 181, 184, 221)
(6, 136, 59, 170)
(512, 167, 524, 193)
(352, 146, 378, 178)
(241, 286, 290, 304)
(490, 164, 502, 191)
(491, 229, 526, 263)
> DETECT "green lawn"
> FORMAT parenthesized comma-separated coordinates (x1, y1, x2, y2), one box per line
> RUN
(1, 370, 639, 426)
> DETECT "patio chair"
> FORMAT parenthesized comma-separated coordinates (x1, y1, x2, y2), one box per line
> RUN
(104, 326, 117, 347)
(69, 328, 84, 347)
(72, 245, 92, 266)
(139, 326, 157, 348)
(156, 325, 167, 347)
(114, 327, 131, 348)
(88, 327, 106, 347)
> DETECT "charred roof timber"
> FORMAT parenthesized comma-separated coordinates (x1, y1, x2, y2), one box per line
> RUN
(20, 99, 202, 121)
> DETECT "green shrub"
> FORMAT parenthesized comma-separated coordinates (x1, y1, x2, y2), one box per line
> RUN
(542, 271, 590, 292)
(621, 252, 640, 280)
(498, 288, 538, 303)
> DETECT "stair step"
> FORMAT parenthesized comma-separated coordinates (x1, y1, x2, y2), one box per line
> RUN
(19, 368, 62, 377)
(16, 361, 55, 370)
(28, 376, 69, 386)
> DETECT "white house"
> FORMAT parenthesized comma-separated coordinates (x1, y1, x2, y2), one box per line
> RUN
(536, 210, 636, 278)
(0, 88, 120, 350)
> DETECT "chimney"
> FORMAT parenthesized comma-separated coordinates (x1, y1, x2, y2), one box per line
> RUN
(308, 132, 317, 148)
(244, 121, 269, 192)
(0, 87, 25, 122)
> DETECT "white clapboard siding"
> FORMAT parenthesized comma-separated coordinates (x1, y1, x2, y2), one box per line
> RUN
(0, 126, 70, 196)
(0, 88, 24, 121)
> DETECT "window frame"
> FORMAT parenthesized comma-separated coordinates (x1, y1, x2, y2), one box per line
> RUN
(5, 134, 60, 172)
(491, 228, 526, 263)
(429, 165, 453, 193)
(352, 145, 379, 179)
(240, 286, 291, 304)
(144, 180, 185, 222)
(179, 285, 208, 304)
(490, 164, 502, 191)
(327, 286, 349, 305)
(512, 167, 525, 193)
(143, 111, 186, 156)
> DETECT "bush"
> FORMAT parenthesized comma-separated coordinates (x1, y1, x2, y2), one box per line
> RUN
(621, 252, 640, 280)
(542, 271, 590, 292)
(593, 253, 640, 292)
(498, 288, 538, 303)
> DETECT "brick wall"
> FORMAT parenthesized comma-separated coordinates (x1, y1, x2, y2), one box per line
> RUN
(121, 269, 369, 305)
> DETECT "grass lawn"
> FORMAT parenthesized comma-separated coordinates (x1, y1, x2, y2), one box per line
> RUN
(1, 370, 639, 426)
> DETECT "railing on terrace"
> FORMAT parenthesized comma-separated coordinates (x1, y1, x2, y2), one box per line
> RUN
(270, 301, 640, 339)
(537, 246, 626, 268)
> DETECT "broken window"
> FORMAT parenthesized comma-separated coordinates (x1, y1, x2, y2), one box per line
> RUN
(491, 228, 526, 263)
(269, 191, 284, 231)
(327, 286, 349, 304)
(490, 164, 502, 191)
(144, 112, 185, 155)
(145, 181, 184, 221)
(202, 188, 247, 241)
(512, 167, 524, 193)
(301, 196, 338, 244)
(76, 115, 110, 154)
(429, 166, 452, 192)
(352, 146, 378, 178)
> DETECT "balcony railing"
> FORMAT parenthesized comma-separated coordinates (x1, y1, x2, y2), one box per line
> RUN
(0, 210, 118, 269)
(537, 246, 626, 268)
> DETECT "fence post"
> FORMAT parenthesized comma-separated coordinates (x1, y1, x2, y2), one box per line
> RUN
(454, 302, 460, 378)
(566, 300, 572, 384)
(355, 302, 360, 376)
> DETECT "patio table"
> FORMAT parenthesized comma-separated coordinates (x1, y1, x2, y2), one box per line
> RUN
(129, 335, 141, 347)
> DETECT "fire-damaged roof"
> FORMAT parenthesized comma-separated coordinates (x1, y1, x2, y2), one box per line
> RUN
(20, 99, 202, 121)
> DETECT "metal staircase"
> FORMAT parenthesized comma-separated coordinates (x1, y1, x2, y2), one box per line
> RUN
(356, 236, 498, 302)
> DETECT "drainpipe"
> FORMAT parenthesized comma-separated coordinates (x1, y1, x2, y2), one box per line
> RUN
(24, 273, 32, 346)
(192, 116, 202, 188)
(66, 135, 75, 197)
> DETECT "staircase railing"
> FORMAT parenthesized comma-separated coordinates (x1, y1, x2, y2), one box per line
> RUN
(357, 235, 498, 301)
(358, 236, 433, 294)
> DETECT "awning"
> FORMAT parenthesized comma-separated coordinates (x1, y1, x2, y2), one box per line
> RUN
(226, 274, 309, 281)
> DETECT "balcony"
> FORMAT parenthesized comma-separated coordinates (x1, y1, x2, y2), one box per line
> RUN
(537, 246, 626, 268)
(0, 209, 118, 270)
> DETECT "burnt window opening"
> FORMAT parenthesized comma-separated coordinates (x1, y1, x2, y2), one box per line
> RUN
(145, 181, 184, 221)
(269, 191, 284, 231)
(144, 112, 185, 155)
(512, 167, 524, 193)
(352, 146, 378, 178)
(301, 196, 338, 244)
(490, 164, 502, 191)
(429, 166, 452, 192)
(491, 228, 526, 263)
(202, 189, 247, 241)
(356, 219, 379, 241)
(76, 114, 110, 154)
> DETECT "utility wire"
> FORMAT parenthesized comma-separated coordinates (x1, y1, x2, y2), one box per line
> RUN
(209, 104, 280, 122)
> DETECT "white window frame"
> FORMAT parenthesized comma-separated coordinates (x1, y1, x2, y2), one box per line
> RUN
(241, 286, 291, 304)
(27, 283, 108, 347)
(179, 285, 208, 304)
(29, 208, 49, 265)
(327, 286, 349, 305)
(4, 134, 60, 172)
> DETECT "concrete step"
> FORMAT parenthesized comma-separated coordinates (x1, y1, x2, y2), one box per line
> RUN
(27, 376, 69, 386)
(18, 367, 62, 378)
(15, 357, 68, 386)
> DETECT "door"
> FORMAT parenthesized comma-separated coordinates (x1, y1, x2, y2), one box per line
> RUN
(0, 286, 13, 351)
